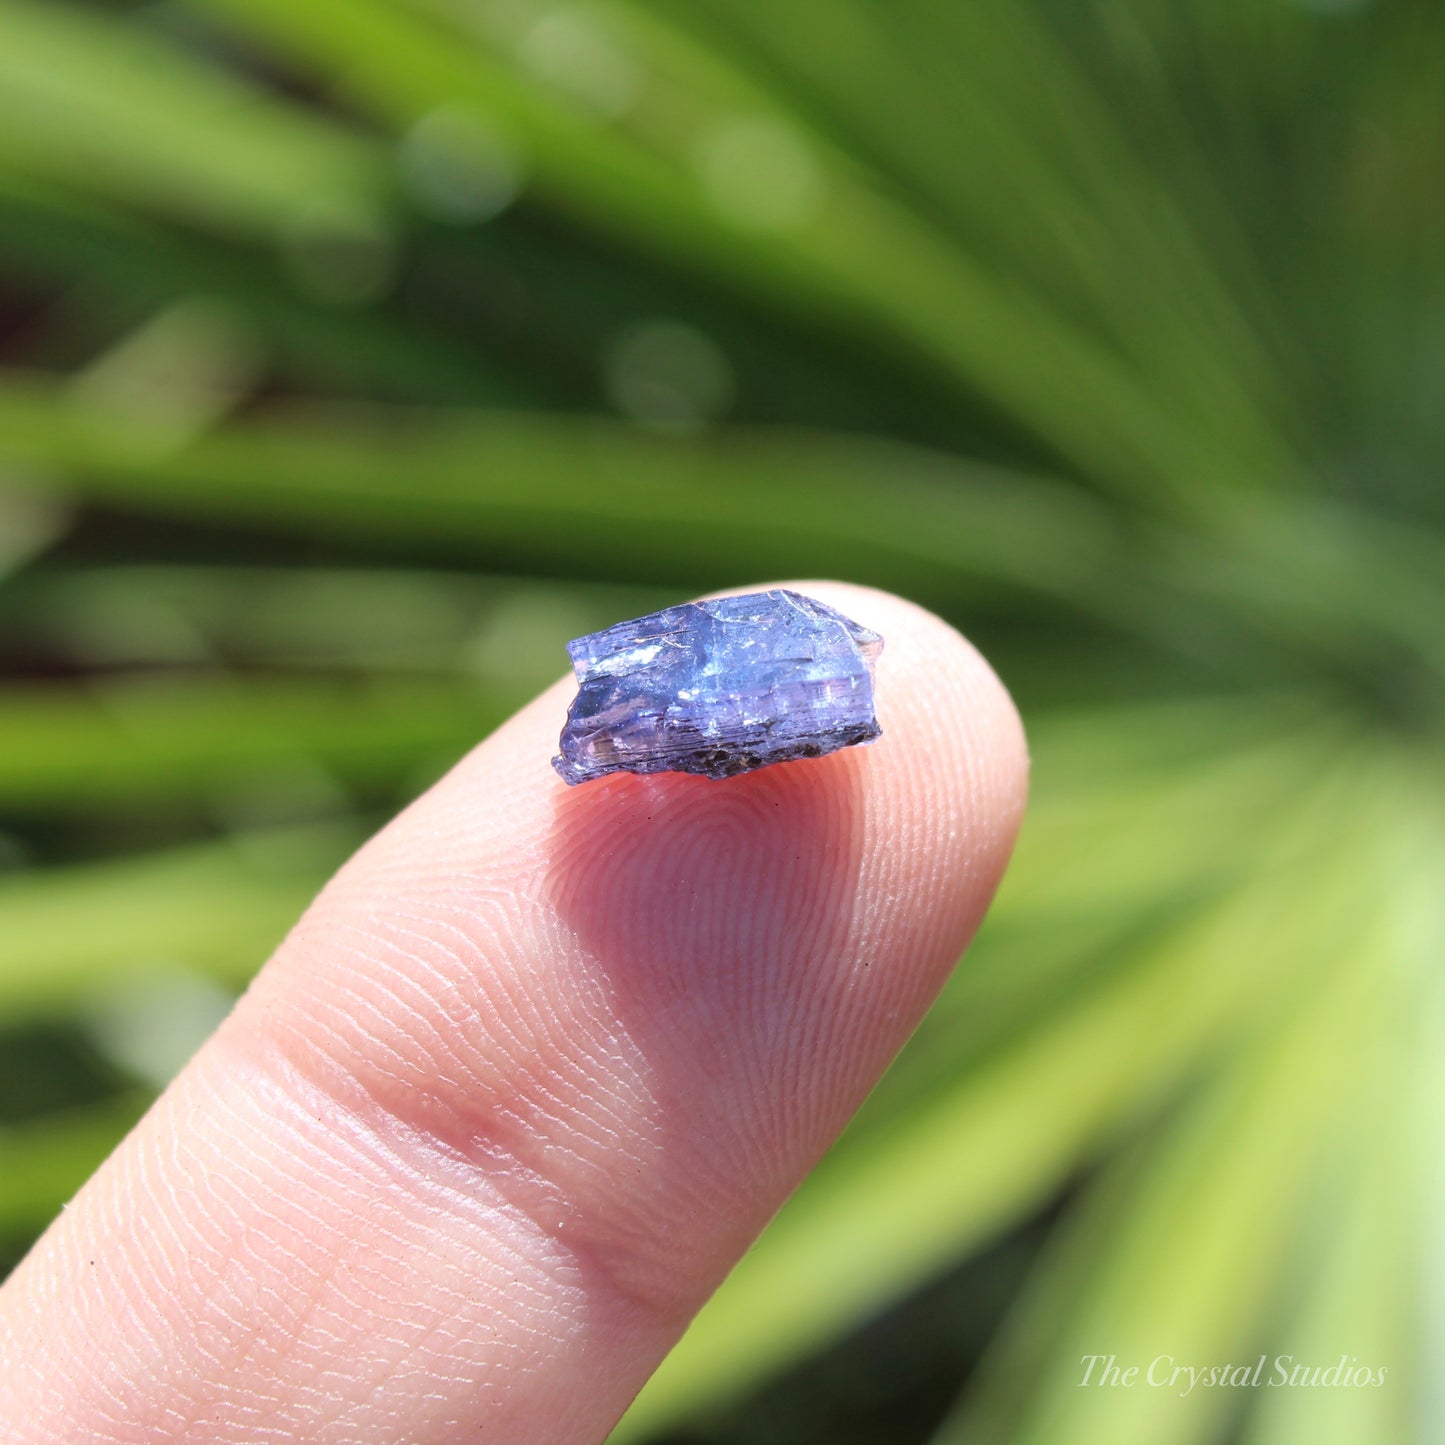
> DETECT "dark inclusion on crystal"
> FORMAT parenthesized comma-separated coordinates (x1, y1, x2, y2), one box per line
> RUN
(552, 589, 883, 785)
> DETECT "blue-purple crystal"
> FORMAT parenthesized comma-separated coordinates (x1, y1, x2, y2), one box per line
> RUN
(552, 589, 883, 785)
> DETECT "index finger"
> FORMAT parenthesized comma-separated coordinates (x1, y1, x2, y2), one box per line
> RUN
(0, 581, 1028, 1445)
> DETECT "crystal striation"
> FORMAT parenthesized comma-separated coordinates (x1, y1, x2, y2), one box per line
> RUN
(552, 589, 883, 785)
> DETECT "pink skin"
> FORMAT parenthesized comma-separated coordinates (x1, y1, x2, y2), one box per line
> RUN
(0, 582, 1028, 1444)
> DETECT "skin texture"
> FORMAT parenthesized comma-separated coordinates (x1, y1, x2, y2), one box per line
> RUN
(0, 581, 1028, 1444)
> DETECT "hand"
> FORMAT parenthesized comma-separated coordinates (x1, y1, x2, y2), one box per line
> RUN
(0, 583, 1027, 1444)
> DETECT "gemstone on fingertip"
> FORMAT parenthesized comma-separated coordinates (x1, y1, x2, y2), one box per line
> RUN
(552, 589, 882, 785)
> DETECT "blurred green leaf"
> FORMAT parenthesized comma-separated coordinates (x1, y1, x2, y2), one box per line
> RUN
(0, 1093, 151, 1231)
(0, 675, 497, 811)
(0, 824, 354, 1015)
(0, 0, 387, 239)
(0, 564, 675, 673)
(930, 867, 1398, 1445)
(0, 370, 1116, 603)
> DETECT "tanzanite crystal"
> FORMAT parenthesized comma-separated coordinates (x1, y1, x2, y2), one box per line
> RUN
(552, 589, 883, 785)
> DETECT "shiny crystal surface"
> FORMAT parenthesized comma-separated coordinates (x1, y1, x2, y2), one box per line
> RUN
(552, 589, 883, 785)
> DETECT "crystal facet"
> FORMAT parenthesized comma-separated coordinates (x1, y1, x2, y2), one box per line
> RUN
(552, 589, 883, 785)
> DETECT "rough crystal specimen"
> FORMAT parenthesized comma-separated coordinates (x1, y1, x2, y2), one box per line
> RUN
(552, 589, 883, 785)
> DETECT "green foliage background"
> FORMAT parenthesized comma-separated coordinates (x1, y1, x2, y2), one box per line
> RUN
(0, 1, 1439, 1441)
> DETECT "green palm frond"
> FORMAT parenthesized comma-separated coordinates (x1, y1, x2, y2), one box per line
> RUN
(0, 1, 1439, 1440)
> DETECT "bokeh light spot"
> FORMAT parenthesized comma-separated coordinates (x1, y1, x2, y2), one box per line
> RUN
(697, 115, 823, 232)
(519, 5, 641, 120)
(399, 107, 525, 223)
(604, 319, 735, 433)
(84, 971, 236, 1091)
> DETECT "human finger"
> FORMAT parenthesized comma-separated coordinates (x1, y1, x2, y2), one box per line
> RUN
(0, 581, 1028, 1445)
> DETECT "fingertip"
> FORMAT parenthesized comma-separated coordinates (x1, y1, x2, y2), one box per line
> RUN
(782, 578, 1029, 924)
(0, 579, 1033, 1445)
